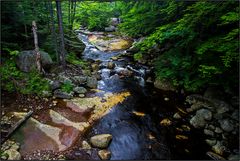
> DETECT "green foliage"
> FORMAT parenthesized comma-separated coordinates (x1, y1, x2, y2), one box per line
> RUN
(61, 82, 73, 93)
(66, 52, 88, 69)
(131, 1, 239, 92)
(133, 53, 143, 61)
(73, 2, 117, 31)
(0, 50, 50, 95)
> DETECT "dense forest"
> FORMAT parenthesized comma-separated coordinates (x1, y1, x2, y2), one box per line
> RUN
(1, 0, 239, 160)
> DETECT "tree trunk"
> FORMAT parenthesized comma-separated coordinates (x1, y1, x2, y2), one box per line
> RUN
(49, 0, 59, 63)
(32, 21, 44, 73)
(70, 0, 77, 30)
(56, 0, 66, 67)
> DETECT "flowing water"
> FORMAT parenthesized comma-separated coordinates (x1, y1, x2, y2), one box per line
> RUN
(77, 31, 209, 160)
(5, 30, 209, 160)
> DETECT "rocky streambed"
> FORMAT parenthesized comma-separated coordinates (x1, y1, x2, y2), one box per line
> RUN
(1, 30, 239, 160)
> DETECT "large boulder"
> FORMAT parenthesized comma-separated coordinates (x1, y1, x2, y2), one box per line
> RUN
(90, 134, 112, 148)
(87, 76, 98, 89)
(16, 50, 53, 72)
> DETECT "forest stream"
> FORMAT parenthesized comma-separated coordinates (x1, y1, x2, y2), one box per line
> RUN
(1, 30, 213, 160)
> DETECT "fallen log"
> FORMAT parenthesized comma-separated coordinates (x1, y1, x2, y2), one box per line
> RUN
(1, 110, 33, 144)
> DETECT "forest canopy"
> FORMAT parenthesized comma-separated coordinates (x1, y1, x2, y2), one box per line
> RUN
(1, 0, 239, 94)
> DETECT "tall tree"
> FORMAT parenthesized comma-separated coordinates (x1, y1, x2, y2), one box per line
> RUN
(56, 0, 66, 67)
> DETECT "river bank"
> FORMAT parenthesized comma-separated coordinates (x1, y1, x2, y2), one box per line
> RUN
(1, 30, 239, 160)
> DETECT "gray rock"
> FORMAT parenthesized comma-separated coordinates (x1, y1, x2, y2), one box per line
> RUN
(186, 103, 203, 113)
(4, 149, 21, 160)
(81, 140, 91, 150)
(190, 115, 206, 128)
(41, 90, 52, 98)
(73, 76, 87, 85)
(212, 141, 227, 155)
(107, 62, 115, 69)
(219, 119, 234, 132)
(87, 77, 98, 89)
(57, 74, 73, 84)
(110, 17, 120, 26)
(105, 25, 116, 32)
(231, 109, 239, 121)
(98, 150, 111, 160)
(205, 139, 217, 146)
(154, 79, 176, 91)
(90, 134, 112, 148)
(196, 109, 212, 121)
(173, 113, 182, 119)
(16, 50, 53, 72)
(215, 127, 223, 134)
(50, 81, 61, 90)
(204, 129, 214, 137)
(73, 87, 87, 94)
(53, 89, 73, 99)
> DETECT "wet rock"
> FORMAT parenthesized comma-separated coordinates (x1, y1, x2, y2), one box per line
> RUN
(107, 62, 115, 69)
(4, 149, 21, 160)
(73, 87, 87, 94)
(73, 76, 87, 85)
(98, 150, 111, 160)
(175, 135, 188, 140)
(206, 151, 226, 160)
(164, 97, 169, 101)
(115, 67, 133, 77)
(205, 139, 217, 146)
(111, 57, 118, 61)
(190, 115, 206, 128)
(154, 79, 175, 91)
(219, 119, 234, 132)
(204, 129, 214, 137)
(173, 113, 181, 119)
(54, 89, 73, 99)
(82, 141, 91, 150)
(181, 125, 191, 131)
(16, 50, 53, 72)
(87, 76, 98, 89)
(196, 108, 212, 121)
(212, 141, 227, 155)
(50, 80, 61, 90)
(90, 134, 112, 148)
(160, 118, 172, 126)
(91, 63, 99, 71)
